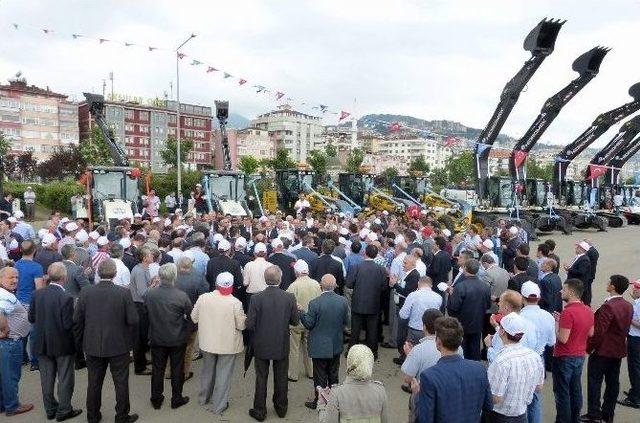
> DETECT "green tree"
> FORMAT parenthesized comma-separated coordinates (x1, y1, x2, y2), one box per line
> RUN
(377, 166, 399, 186)
(307, 149, 329, 182)
(79, 126, 114, 166)
(325, 144, 337, 158)
(16, 152, 37, 181)
(160, 136, 194, 168)
(526, 158, 553, 180)
(238, 155, 260, 175)
(37, 145, 86, 181)
(268, 148, 297, 170)
(445, 151, 475, 185)
(0, 131, 11, 156)
(408, 156, 430, 174)
(345, 148, 365, 173)
(429, 167, 449, 190)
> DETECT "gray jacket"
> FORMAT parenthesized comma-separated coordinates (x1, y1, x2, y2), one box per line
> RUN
(62, 259, 91, 299)
(129, 263, 150, 303)
(481, 265, 510, 314)
(144, 284, 192, 347)
(300, 291, 349, 359)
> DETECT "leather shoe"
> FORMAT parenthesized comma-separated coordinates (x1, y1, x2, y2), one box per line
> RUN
(56, 409, 83, 421)
(401, 384, 412, 394)
(75, 361, 86, 370)
(275, 407, 287, 418)
(123, 414, 138, 423)
(248, 408, 265, 422)
(392, 357, 405, 365)
(151, 395, 164, 410)
(288, 377, 297, 382)
(617, 397, 640, 408)
(171, 396, 189, 409)
(135, 368, 152, 376)
(6, 403, 34, 416)
(47, 412, 56, 420)
(579, 414, 601, 422)
(304, 400, 317, 410)
(30, 364, 39, 371)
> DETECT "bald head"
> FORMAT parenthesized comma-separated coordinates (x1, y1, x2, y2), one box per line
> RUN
(264, 265, 282, 286)
(47, 262, 67, 285)
(320, 274, 337, 292)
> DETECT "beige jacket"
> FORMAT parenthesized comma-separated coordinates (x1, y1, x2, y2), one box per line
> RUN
(319, 377, 389, 423)
(243, 257, 272, 294)
(191, 291, 246, 355)
(286, 275, 321, 328)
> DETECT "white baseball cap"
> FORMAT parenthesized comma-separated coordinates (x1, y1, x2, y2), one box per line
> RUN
(500, 312, 527, 338)
(508, 226, 519, 235)
(42, 233, 57, 247)
(521, 281, 541, 298)
(75, 229, 89, 243)
(217, 239, 231, 251)
(213, 233, 224, 244)
(394, 234, 405, 244)
(65, 222, 79, 232)
(367, 232, 378, 242)
(271, 238, 283, 249)
(134, 213, 142, 218)
(119, 237, 132, 249)
(89, 231, 100, 241)
(13, 210, 24, 219)
(374, 218, 382, 225)
(254, 242, 267, 254)
(164, 218, 172, 227)
(293, 259, 309, 274)
(576, 241, 590, 252)
(364, 222, 371, 229)
(338, 236, 348, 245)
(152, 217, 161, 223)
(382, 210, 389, 216)
(60, 217, 70, 224)
(216, 272, 234, 288)
(7, 217, 17, 224)
(442, 229, 452, 237)
(97, 236, 109, 246)
(339, 227, 349, 236)
(9, 239, 18, 250)
(259, 216, 269, 223)
(235, 237, 247, 249)
(482, 239, 494, 249)
(359, 228, 370, 239)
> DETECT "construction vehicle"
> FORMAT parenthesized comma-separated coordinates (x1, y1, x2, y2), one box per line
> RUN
(338, 173, 375, 208)
(80, 93, 141, 224)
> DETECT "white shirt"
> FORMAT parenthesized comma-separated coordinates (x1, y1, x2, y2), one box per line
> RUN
(390, 252, 407, 281)
(112, 258, 131, 288)
(149, 262, 160, 280)
(488, 343, 545, 417)
(167, 248, 184, 264)
(294, 199, 310, 212)
(629, 298, 640, 337)
(243, 257, 272, 294)
(520, 304, 556, 355)
(415, 260, 426, 277)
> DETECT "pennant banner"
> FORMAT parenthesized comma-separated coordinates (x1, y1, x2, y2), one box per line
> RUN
(513, 150, 528, 169)
(339, 111, 351, 121)
(276, 92, 285, 100)
(238, 78, 247, 86)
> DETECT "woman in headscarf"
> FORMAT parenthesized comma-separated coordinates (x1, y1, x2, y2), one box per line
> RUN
(318, 344, 388, 423)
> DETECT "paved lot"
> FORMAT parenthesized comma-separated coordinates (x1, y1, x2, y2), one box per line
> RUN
(11, 226, 640, 422)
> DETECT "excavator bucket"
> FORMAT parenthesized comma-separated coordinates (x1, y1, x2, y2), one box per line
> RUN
(523, 18, 565, 54)
(572, 46, 610, 75)
(628, 82, 640, 101)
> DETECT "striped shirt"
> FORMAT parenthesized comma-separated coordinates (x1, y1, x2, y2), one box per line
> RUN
(488, 343, 544, 417)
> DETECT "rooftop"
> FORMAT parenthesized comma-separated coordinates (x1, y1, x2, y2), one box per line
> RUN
(0, 78, 67, 99)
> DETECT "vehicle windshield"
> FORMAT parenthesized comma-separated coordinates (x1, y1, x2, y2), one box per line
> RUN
(92, 172, 139, 202)
(208, 175, 245, 201)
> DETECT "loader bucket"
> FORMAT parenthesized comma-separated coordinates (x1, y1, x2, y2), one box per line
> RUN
(572, 46, 610, 75)
(628, 82, 640, 101)
(523, 18, 565, 54)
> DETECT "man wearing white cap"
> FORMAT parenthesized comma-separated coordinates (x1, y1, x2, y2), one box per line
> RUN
(12, 211, 35, 241)
(564, 241, 593, 305)
(267, 238, 296, 290)
(206, 238, 243, 293)
(243, 243, 272, 303)
(58, 222, 79, 254)
(191, 272, 246, 414)
(478, 238, 498, 265)
(23, 186, 36, 221)
(486, 312, 545, 423)
(34, 233, 63, 275)
(286, 260, 321, 382)
(232, 237, 252, 269)
(91, 236, 111, 271)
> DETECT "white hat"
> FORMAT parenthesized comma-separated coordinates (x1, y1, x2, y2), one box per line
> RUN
(75, 229, 89, 243)
(60, 217, 70, 224)
(183, 249, 196, 262)
(134, 213, 142, 218)
(13, 210, 24, 219)
(259, 215, 269, 223)
(367, 232, 378, 242)
(65, 222, 79, 232)
(338, 236, 348, 245)
(374, 218, 382, 225)
(196, 183, 202, 188)
(293, 259, 309, 274)
(97, 236, 109, 246)
(7, 217, 17, 224)
(271, 238, 283, 249)
(442, 229, 452, 237)
(41, 233, 57, 247)
(359, 228, 370, 239)
(338, 212, 345, 218)
(254, 242, 267, 254)
(213, 233, 224, 244)
(217, 239, 231, 251)
(482, 239, 494, 249)
(38, 228, 48, 239)
(364, 222, 371, 229)
(521, 281, 541, 298)
(500, 312, 527, 337)
(119, 237, 132, 249)
(235, 236, 247, 249)
(508, 226, 519, 235)
(382, 210, 389, 216)
(89, 231, 100, 240)
(394, 234, 405, 245)
(164, 218, 172, 227)
(9, 239, 18, 250)
(420, 209, 428, 215)
(152, 217, 161, 223)
(576, 241, 590, 252)
(339, 227, 349, 236)
(215, 272, 234, 288)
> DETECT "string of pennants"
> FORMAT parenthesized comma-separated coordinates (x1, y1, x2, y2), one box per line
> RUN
(6, 22, 352, 122)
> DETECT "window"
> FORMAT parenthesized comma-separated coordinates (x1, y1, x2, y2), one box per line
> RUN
(125, 124, 134, 132)
(138, 111, 149, 121)
(139, 125, 149, 134)
(183, 117, 193, 126)
(168, 114, 177, 124)
(125, 109, 134, 119)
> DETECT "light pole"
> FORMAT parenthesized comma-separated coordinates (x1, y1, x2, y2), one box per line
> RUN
(176, 33, 197, 196)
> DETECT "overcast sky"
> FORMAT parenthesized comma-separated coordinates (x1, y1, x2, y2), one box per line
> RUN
(1, 0, 639, 147)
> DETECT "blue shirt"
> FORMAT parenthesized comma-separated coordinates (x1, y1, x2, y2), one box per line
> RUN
(417, 355, 492, 423)
(15, 258, 44, 304)
(189, 247, 209, 276)
(344, 253, 363, 276)
(13, 222, 35, 241)
(399, 288, 443, 331)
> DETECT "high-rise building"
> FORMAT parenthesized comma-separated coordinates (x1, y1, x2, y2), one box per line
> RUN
(235, 127, 275, 162)
(375, 136, 453, 169)
(251, 105, 323, 163)
(0, 76, 79, 160)
(79, 97, 213, 172)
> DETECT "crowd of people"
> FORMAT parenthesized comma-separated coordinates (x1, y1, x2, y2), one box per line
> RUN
(0, 193, 639, 423)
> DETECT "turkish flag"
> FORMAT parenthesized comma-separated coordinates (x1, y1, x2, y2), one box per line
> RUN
(444, 136, 458, 148)
(513, 150, 528, 169)
(389, 122, 401, 132)
(588, 164, 607, 180)
(339, 111, 351, 121)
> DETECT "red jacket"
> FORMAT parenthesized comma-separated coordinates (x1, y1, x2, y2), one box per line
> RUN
(588, 296, 633, 358)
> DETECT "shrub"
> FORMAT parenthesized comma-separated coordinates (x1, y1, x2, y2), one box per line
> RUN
(3, 180, 83, 214)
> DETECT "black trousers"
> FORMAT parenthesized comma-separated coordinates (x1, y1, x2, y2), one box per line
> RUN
(150, 345, 186, 405)
(462, 332, 482, 361)
(396, 317, 409, 358)
(86, 353, 130, 423)
(133, 302, 149, 373)
(628, 335, 640, 403)
(312, 355, 340, 401)
(350, 313, 379, 355)
(587, 354, 622, 421)
(253, 357, 288, 418)
(581, 281, 593, 306)
(483, 409, 526, 422)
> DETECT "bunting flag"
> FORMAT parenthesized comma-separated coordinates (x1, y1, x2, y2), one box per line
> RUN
(12, 24, 18, 30)
(98, 38, 109, 44)
(238, 78, 247, 85)
(276, 92, 285, 100)
(588, 164, 608, 180)
(71, 34, 81, 39)
(223, 72, 232, 79)
(389, 122, 402, 132)
(177, 52, 185, 59)
(190, 59, 202, 66)
(513, 150, 528, 169)
(444, 136, 458, 148)
(254, 85, 265, 93)
(148, 46, 156, 52)
(320, 105, 328, 113)
(125, 42, 135, 47)
(206, 66, 217, 73)
(339, 111, 351, 121)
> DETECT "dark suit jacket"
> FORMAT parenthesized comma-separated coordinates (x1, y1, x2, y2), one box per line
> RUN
(206, 254, 243, 293)
(300, 291, 349, 359)
(586, 247, 599, 283)
(310, 254, 345, 292)
(246, 286, 299, 360)
(176, 270, 209, 327)
(508, 272, 532, 293)
(159, 250, 174, 265)
(268, 252, 296, 290)
(567, 254, 591, 286)
(122, 250, 139, 272)
(526, 258, 539, 283)
(447, 275, 492, 334)
(73, 280, 139, 357)
(28, 284, 75, 357)
(587, 296, 633, 358)
(145, 285, 192, 347)
(293, 247, 319, 267)
(232, 251, 252, 268)
(345, 259, 387, 315)
(427, 250, 452, 293)
(393, 268, 420, 308)
(62, 260, 90, 299)
(502, 237, 522, 272)
(539, 273, 563, 313)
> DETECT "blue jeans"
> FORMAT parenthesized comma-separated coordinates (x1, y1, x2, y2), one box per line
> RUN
(552, 356, 585, 423)
(527, 391, 541, 423)
(21, 303, 38, 366)
(0, 338, 24, 413)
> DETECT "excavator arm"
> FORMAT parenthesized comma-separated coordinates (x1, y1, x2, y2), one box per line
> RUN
(474, 18, 564, 199)
(214, 101, 232, 171)
(83, 93, 129, 167)
(509, 46, 609, 179)
(586, 115, 640, 181)
(552, 82, 640, 197)
(602, 134, 640, 185)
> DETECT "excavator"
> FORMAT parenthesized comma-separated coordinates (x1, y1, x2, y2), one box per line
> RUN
(600, 133, 640, 224)
(80, 93, 141, 224)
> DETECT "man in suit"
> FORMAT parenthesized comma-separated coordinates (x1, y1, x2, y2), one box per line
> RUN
(157, 237, 174, 266)
(516, 243, 539, 283)
(585, 240, 599, 300)
(581, 275, 633, 423)
(74, 259, 140, 423)
(61, 245, 90, 299)
(246, 265, 299, 422)
(389, 254, 421, 364)
(564, 241, 593, 305)
(267, 238, 296, 290)
(508, 256, 533, 293)
(232, 237, 252, 269)
(28, 262, 83, 421)
(292, 235, 319, 267)
(299, 274, 349, 410)
(480, 253, 509, 360)
(447, 258, 492, 361)
(145, 263, 192, 410)
(501, 226, 522, 272)
(539, 258, 563, 314)
(345, 244, 387, 358)
(427, 237, 452, 300)
(310, 239, 345, 294)
(205, 239, 243, 293)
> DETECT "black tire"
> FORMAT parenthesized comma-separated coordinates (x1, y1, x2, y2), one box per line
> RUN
(534, 216, 555, 233)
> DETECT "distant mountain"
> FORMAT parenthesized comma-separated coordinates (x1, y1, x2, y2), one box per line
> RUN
(227, 113, 251, 129)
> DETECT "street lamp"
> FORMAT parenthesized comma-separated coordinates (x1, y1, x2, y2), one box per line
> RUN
(176, 33, 197, 196)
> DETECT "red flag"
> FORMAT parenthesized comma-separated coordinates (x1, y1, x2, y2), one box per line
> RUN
(389, 122, 401, 132)
(513, 150, 528, 169)
(276, 92, 285, 100)
(177, 52, 186, 59)
(206, 66, 217, 73)
(588, 164, 607, 180)
(444, 136, 458, 148)
(238, 78, 247, 85)
(339, 111, 350, 121)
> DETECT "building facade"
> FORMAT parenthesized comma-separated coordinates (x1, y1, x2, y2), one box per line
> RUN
(375, 136, 453, 170)
(212, 128, 239, 170)
(235, 127, 275, 162)
(0, 77, 79, 160)
(79, 98, 213, 172)
(251, 105, 323, 163)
